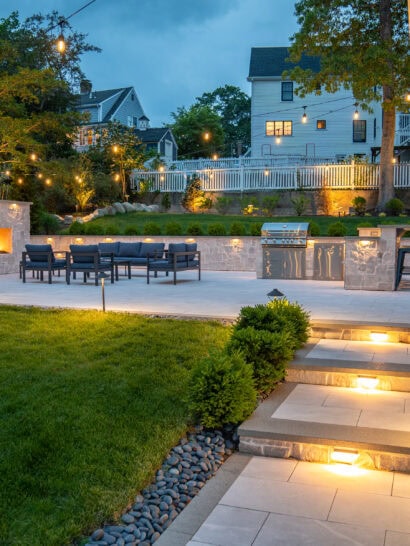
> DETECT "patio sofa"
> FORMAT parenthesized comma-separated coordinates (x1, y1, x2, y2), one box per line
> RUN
(147, 243, 200, 285)
(21, 244, 68, 284)
(98, 241, 165, 279)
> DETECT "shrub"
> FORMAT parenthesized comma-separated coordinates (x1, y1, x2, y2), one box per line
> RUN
(227, 327, 293, 393)
(104, 224, 121, 235)
(124, 226, 139, 235)
(327, 221, 347, 237)
(385, 198, 405, 216)
(291, 194, 309, 216)
(240, 196, 258, 215)
(165, 221, 183, 235)
(187, 223, 204, 236)
(38, 212, 61, 235)
(143, 222, 162, 235)
(357, 222, 372, 228)
(261, 195, 279, 216)
(208, 223, 227, 236)
(250, 222, 263, 236)
(229, 222, 246, 236)
(85, 222, 105, 235)
(226, 300, 310, 394)
(215, 196, 232, 215)
(187, 351, 256, 429)
(161, 192, 171, 212)
(181, 175, 208, 212)
(352, 196, 367, 216)
(309, 221, 320, 236)
(68, 221, 85, 235)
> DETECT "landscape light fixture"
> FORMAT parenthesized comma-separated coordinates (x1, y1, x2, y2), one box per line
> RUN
(98, 271, 109, 312)
(331, 448, 359, 465)
(302, 106, 307, 123)
(356, 376, 379, 390)
(267, 288, 285, 300)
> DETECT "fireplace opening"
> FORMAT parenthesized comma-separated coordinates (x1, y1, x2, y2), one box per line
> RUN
(0, 228, 12, 253)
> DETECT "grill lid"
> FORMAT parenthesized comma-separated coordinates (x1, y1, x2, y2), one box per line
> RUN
(261, 222, 310, 246)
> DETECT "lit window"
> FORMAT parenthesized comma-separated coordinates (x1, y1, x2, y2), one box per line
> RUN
(266, 121, 293, 137)
(87, 129, 93, 145)
(281, 82, 293, 101)
(353, 120, 366, 142)
(317, 120, 326, 130)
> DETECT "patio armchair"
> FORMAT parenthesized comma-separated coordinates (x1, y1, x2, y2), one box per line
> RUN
(147, 243, 201, 285)
(21, 244, 68, 284)
(67, 244, 114, 286)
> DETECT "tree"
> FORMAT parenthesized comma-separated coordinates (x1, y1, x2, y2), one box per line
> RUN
(170, 104, 225, 159)
(0, 11, 99, 218)
(195, 85, 251, 155)
(287, 0, 410, 210)
(96, 121, 148, 200)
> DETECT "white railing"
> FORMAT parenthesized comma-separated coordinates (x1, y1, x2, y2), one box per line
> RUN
(131, 163, 410, 192)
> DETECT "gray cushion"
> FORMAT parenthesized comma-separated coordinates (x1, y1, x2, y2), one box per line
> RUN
(25, 244, 54, 262)
(70, 244, 99, 263)
(168, 243, 186, 263)
(185, 243, 197, 260)
(140, 242, 165, 258)
(98, 242, 120, 255)
(118, 242, 141, 257)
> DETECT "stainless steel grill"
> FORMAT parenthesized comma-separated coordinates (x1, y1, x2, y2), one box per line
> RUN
(261, 222, 310, 247)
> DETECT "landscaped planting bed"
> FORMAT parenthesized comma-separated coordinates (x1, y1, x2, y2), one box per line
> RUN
(0, 306, 229, 545)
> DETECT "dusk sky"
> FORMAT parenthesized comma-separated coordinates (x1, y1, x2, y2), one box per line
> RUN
(1, 1, 298, 126)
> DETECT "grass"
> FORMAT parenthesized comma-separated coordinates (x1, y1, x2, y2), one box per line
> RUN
(0, 306, 230, 545)
(61, 211, 410, 237)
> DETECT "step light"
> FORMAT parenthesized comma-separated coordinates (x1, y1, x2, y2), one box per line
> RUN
(331, 448, 359, 465)
(357, 376, 379, 390)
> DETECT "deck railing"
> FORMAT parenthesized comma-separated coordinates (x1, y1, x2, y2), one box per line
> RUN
(131, 163, 410, 193)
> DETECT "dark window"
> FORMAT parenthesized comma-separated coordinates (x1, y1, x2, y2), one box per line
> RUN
(281, 82, 293, 101)
(266, 121, 293, 136)
(317, 120, 326, 130)
(353, 120, 366, 142)
(373, 118, 377, 139)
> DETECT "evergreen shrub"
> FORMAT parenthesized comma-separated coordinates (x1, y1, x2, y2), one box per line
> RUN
(208, 223, 227, 236)
(385, 198, 405, 216)
(68, 221, 85, 235)
(187, 351, 256, 429)
(85, 223, 105, 235)
(143, 222, 162, 235)
(124, 226, 139, 235)
(165, 222, 183, 235)
(327, 221, 347, 237)
(229, 222, 246, 236)
(187, 223, 204, 236)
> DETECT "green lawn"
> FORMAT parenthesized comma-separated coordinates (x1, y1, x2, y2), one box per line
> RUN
(0, 306, 229, 545)
(61, 212, 410, 237)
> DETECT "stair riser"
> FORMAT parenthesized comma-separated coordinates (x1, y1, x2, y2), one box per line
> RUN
(239, 436, 410, 473)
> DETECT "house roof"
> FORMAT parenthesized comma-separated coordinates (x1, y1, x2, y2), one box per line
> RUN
(248, 47, 320, 79)
(76, 87, 134, 122)
(135, 128, 173, 144)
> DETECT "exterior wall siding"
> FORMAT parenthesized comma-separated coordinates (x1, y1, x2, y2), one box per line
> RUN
(110, 91, 145, 126)
(251, 79, 383, 160)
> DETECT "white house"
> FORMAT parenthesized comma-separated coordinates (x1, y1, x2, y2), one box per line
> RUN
(247, 47, 408, 162)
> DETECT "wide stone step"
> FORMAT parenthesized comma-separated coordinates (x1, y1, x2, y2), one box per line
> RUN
(238, 382, 410, 473)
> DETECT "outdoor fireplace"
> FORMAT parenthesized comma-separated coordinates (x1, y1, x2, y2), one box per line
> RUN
(0, 200, 31, 274)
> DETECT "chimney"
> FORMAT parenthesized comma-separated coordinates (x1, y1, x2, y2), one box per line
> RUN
(80, 79, 92, 95)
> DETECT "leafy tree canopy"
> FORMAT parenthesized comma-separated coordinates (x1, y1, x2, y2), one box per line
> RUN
(195, 85, 251, 155)
(170, 104, 225, 159)
(286, 0, 410, 208)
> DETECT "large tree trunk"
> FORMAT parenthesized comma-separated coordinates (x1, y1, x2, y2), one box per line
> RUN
(378, 100, 396, 209)
(377, 0, 395, 210)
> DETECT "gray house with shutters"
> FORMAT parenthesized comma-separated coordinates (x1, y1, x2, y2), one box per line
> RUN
(73, 82, 178, 162)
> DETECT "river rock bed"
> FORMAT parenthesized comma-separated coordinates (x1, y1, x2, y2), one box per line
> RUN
(84, 427, 237, 545)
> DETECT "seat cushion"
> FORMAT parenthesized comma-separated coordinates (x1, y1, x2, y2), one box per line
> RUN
(168, 243, 187, 263)
(70, 244, 99, 263)
(118, 242, 141, 257)
(25, 244, 54, 262)
(98, 242, 120, 256)
(139, 242, 165, 258)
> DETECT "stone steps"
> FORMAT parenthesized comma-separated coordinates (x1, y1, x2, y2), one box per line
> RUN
(238, 322, 410, 473)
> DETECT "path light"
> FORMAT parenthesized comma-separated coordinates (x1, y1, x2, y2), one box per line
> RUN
(98, 272, 109, 312)
(267, 289, 285, 300)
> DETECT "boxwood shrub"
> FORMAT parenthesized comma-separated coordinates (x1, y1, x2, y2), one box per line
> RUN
(187, 351, 257, 429)
(143, 222, 162, 235)
(208, 223, 227, 236)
